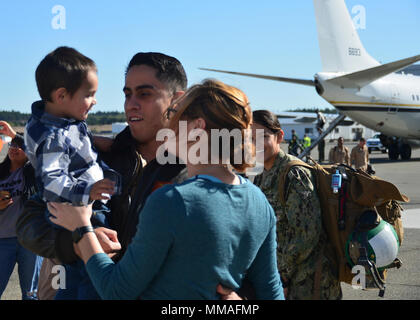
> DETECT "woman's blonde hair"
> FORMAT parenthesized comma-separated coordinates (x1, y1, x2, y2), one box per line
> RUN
(167, 79, 254, 172)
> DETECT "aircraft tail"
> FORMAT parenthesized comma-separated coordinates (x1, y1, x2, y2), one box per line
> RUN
(313, 0, 380, 73)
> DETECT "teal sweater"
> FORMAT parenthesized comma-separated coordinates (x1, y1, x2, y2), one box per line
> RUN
(86, 176, 283, 300)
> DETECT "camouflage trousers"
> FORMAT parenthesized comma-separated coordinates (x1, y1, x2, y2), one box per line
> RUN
(286, 257, 342, 300)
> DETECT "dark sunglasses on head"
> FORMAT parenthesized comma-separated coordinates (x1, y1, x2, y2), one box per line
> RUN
(8, 143, 22, 149)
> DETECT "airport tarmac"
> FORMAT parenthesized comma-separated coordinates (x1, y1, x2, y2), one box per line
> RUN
(1, 140, 419, 300)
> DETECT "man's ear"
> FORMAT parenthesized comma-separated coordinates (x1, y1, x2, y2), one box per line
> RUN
(171, 91, 185, 103)
(51, 88, 68, 104)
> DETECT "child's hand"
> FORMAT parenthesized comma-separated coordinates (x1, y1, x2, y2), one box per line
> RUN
(89, 179, 116, 201)
(0, 197, 13, 210)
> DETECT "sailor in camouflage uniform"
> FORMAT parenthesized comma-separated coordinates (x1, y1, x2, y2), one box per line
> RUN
(252, 110, 342, 300)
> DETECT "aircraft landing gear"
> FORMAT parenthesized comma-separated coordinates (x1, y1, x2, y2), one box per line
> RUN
(384, 136, 412, 161)
(400, 143, 412, 160)
(388, 144, 399, 161)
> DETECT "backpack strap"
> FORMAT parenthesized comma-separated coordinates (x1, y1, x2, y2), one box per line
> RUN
(278, 160, 314, 206)
(338, 181, 349, 230)
(353, 218, 387, 297)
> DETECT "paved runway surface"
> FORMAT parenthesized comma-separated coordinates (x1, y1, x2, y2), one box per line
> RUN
(1, 140, 419, 300)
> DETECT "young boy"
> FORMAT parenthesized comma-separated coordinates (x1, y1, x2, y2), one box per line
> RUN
(25, 46, 120, 209)
(24, 46, 121, 299)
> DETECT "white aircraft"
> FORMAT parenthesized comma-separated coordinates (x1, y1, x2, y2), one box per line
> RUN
(200, 0, 420, 160)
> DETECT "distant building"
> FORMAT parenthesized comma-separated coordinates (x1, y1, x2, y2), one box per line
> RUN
(272, 111, 375, 141)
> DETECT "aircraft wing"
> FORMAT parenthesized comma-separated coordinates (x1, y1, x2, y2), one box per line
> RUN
(327, 54, 420, 88)
(199, 68, 315, 87)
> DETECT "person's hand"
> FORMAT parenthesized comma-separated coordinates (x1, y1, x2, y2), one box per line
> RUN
(72, 227, 121, 259)
(47, 202, 93, 231)
(89, 179, 115, 201)
(216, 284, 243, 300)
(94, 227, 121, 258)
(0, 121, 17, 138)
(0, 197, 13, 210)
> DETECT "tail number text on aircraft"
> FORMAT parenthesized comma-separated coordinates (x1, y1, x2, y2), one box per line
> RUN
(348, 47, 361, 56)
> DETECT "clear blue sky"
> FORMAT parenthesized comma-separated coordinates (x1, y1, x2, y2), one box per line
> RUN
(0, 0, 419, 114)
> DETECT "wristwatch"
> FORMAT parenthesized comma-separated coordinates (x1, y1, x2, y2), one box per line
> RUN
(72, 226, 94, 243)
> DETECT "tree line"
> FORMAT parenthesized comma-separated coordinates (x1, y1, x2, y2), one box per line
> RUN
(0, 110, 126, 126)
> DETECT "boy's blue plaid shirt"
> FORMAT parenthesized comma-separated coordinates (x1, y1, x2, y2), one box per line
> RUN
(24, 101, 122, 206)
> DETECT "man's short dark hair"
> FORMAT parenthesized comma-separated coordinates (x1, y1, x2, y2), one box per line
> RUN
(126, 52, 187, 93)
(35, 46, 97, 102)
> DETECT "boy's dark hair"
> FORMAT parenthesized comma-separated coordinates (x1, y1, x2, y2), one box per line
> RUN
(126, 52, 187, 93)
(253, 110, 282, 134)
(35, 46, 97, 102)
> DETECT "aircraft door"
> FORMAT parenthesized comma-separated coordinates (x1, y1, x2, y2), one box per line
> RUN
(387, 84, 400, 114)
